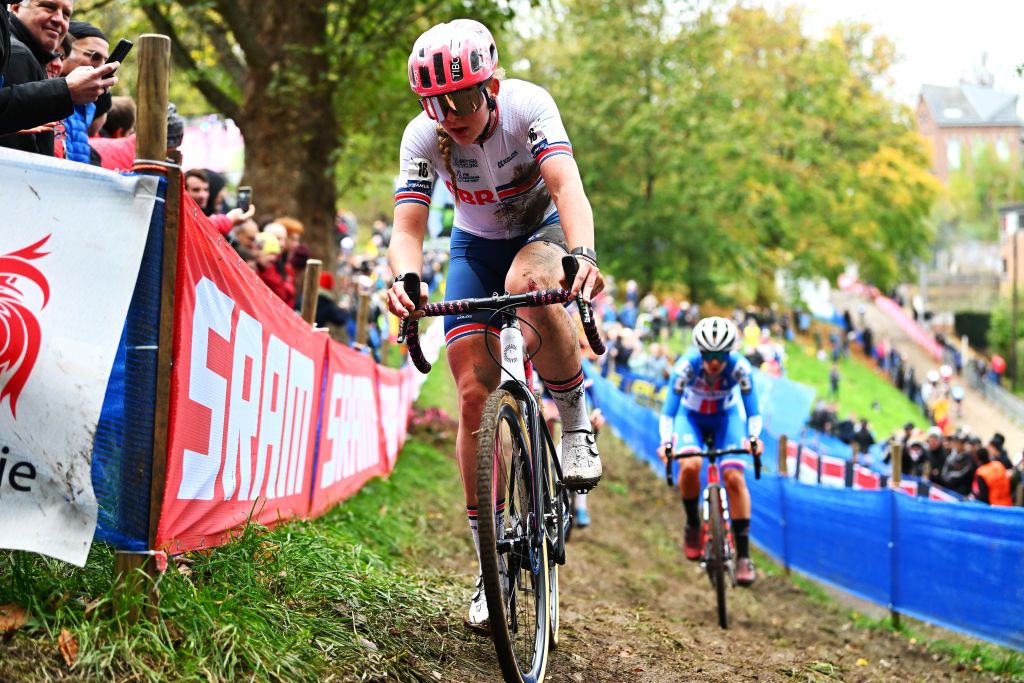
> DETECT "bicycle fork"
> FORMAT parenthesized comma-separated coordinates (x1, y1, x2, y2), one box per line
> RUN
(700, 482, 736, 585)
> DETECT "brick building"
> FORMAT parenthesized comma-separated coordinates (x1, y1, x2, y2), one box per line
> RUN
(916, 84, 1022, 184)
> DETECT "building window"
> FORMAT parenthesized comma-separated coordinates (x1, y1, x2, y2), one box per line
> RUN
(947, 139, 962, 170)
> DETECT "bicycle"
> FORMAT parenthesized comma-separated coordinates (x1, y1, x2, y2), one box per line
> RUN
(398, 255, 605, 683)
(664, 436, 760, 629)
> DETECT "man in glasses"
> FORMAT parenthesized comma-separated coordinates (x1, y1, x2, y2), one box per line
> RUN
(1, 0, 117, 155)
(388, 18, 604, 632)
(60, 20, 108, 163)
(659, 316, 764, 586)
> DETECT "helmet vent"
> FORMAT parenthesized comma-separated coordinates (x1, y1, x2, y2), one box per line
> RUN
(419, 65, 431, 89)
(432, 53, 446, 86)
(469, 49, 481, 73)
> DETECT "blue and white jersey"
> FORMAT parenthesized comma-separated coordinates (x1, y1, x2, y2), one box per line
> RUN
(662, 350, 760, 421)
(395, 79, 573, 240)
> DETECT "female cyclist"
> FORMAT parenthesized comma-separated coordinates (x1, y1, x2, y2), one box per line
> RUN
(659, 316, 763, 586)
(385, 18, 604, 631)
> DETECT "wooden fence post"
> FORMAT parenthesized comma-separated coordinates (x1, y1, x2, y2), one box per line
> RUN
(777, 434, 790, 577)
(355, 292, 371, 346)
(889, 441, 903, 629)
(114, 34, 171, 619)
(301, 260, 322, 325)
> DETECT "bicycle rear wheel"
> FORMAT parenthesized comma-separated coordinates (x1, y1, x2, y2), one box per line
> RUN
(708, 486, 729, 629)
(477, 389, 551, 683)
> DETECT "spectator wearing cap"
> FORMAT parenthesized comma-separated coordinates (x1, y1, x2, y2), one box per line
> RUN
(988, 433, 1012, 470)
(971, 446, 1012, 506)
(166, 102, 184, 151)
(255, 231, 295, 308)
(60, 20, 108, 163)
(941, 432, 976, 496)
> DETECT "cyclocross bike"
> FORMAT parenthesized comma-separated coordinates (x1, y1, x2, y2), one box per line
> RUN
(664, 436, 760, 629)
(398, 255, 605, 683)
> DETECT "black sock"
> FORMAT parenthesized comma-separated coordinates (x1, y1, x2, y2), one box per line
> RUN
(683, 497, 699, 528)
(733, 518, 750, 558)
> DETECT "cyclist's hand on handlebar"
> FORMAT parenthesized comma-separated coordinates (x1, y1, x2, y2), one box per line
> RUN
(658, 442, 672, 465)
(748, 437, 763, 456)
(567, 256, 605, 304)
(386, 279, 427, 320)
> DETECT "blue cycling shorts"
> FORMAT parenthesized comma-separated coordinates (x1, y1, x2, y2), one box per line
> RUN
(672, 407, 748, 472)
(443, 221, 568, 345)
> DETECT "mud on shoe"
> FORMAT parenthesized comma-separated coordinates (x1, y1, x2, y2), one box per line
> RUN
(736, 557, 757, 587)
(562, 429, 602, 492)
(465, 575, 490, 634)
(683, 524, 702, 562)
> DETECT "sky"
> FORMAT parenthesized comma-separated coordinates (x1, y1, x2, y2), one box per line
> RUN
(796, 0, 1024, 107)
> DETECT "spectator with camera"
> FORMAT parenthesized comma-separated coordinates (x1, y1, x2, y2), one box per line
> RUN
(2, 0, 117, 154)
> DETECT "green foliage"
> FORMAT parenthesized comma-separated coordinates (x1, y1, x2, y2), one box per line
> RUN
(934, 142, 1024, 243)
(515, 2, 937, 301)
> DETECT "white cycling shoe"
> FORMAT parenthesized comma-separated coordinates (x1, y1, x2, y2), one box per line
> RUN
(466, 575, 490, 634)
(561, 429, 602, 491)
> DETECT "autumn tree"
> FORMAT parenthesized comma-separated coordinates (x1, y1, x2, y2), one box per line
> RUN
(136, 1, 513, 264)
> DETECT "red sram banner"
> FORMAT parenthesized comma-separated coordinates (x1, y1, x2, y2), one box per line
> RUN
(158, 189, 328, 552)
(378, 365, 417, 471)
(309, 343, 387, 517)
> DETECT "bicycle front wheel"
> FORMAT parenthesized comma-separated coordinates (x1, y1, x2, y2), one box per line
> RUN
(708, 486, 729, 629)
(477, 389, 551, 683)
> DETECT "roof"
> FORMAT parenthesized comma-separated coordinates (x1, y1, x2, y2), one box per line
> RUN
(920, 84, 1022, 127)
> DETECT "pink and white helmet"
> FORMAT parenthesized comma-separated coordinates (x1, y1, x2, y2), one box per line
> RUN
(408, 19, 498, 97)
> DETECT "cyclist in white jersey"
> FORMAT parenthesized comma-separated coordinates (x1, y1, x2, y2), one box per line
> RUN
(385, 18, 604, 632)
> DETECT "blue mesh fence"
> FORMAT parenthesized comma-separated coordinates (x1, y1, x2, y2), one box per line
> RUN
(588, 361, 1024, 651)
(92, 175, 167, 550)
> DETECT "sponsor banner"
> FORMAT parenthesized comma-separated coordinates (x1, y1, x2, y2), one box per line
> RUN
(853, 465, 883, 490)
(797, 448, 820, 485)
(158, 189, 327, 552)
(378, 364, 418, 471)
(0, 151, 158, 565)
(310, 342, 387, 517)
(819, 454, 847, 488)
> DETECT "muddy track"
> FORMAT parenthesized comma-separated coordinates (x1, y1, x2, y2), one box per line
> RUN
(418, 429, 990, 682)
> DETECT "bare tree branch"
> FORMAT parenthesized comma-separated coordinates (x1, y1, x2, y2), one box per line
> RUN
(140, 3, 241, 120)
(204, 14, 248, 89)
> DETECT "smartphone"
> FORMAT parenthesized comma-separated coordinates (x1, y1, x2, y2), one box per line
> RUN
(105, 39, 133, 72)
(237, 186, 252, 212)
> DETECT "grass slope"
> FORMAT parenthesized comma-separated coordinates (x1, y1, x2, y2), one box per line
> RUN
(0, 358, 470, 682)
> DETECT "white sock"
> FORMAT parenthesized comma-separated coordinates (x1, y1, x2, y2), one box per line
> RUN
(575, 492, 589, 511)
(542, 368, 590, 432)
(467, 507, 481, 570)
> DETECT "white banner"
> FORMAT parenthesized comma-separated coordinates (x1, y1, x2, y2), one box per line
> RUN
(0, 149, 158, 565)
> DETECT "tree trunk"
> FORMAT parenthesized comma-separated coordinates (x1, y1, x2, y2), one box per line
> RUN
(233, 2, 338, 268)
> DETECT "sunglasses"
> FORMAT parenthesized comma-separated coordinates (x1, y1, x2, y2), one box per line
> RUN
(419, 82, 488, 121)
(701, 351, 728, 362)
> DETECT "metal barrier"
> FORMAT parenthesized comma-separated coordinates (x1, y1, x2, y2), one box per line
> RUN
(971, 369, 1024, 427)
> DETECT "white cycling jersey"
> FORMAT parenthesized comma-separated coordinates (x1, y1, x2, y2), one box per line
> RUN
(395, 79, 573, 240)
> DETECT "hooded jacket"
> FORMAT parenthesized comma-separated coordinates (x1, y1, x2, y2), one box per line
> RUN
(0, 13, 72, 149)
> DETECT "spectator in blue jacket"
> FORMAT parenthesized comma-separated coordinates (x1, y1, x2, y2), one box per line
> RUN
(60, 20, 108, 164)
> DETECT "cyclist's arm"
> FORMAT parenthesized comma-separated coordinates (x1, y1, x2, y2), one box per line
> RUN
(386, 203, 427, 316)
(540, 155, 602, 300)
(660, 367, 685, 444)
(733, 358, 763, 439)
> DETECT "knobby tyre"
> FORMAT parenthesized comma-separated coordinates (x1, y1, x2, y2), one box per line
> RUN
(546, 443, 565, 649)
(708, 486, 729, 629)
(476, 389, 551, 683)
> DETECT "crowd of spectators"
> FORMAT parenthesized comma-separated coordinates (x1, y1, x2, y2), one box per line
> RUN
(802, 305, 1022, 506)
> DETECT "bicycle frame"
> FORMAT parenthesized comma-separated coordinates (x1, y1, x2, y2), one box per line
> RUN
(700, 455, 735, 582)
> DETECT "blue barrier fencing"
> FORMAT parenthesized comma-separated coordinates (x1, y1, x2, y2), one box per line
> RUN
(91, 175, 166, 551)
(585, 361, 1024, 651)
